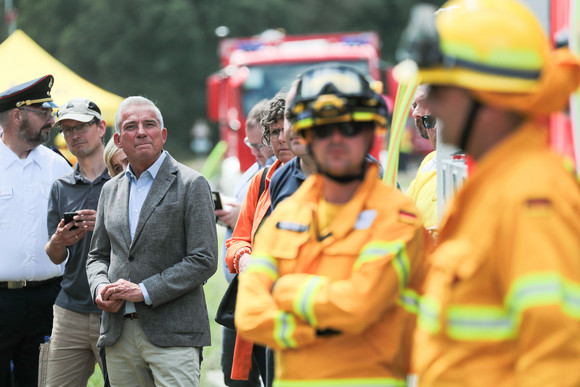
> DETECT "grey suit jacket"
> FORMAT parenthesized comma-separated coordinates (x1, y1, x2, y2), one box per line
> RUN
(86, 153, 218, 348)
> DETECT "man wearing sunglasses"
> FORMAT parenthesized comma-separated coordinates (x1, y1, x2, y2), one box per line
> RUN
(235, 64, 428, 386)
(44, 98, 110, 386)
(407, 84, 438, 231)
(0, 75, 71, 386)
(396, 0, 580, 385)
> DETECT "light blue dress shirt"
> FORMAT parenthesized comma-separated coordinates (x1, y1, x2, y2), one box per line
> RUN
(124, 151, 167, 310)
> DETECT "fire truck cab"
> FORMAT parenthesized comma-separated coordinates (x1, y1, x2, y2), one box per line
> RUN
(207, 30, 384, 183)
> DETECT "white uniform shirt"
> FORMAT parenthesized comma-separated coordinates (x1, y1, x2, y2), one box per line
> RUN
(0, 139, 71, 281)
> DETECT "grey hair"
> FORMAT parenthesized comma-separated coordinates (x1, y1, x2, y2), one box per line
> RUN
(114, 96, 164, 134)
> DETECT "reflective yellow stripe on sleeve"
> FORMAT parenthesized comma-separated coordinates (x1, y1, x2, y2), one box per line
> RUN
(355, 240, 409, 288)
(505, 272, 580, 319)
(273, 311, 298, 349)
(447, 305, 516, 340)
(356, 240, 419, 313)
(293, 275, 325, 326)
(418, 295, 441, 334)
(399, 288, 420, 314)
(245, 252, 279, 282)
(421, 271, 580, 341)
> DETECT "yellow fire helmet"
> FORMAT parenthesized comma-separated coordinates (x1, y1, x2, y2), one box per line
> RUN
(396, 0, 580, 115)
(287, 64, 388, 136)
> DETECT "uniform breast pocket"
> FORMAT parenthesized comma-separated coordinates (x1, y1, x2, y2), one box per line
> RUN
(425, 238, 506, 342)
(323, 230, 369, 267)
(267, 221, 312, 274)
(428, 240, 486, 304)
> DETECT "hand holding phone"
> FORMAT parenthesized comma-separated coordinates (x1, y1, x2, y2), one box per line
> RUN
(64, 211, 78, 230)
(212, 191, 223, 210)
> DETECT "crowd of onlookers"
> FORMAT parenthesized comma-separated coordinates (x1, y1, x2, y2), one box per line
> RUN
(2, 1, 580, 387)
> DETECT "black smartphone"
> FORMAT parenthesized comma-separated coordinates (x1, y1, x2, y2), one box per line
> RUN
(212, 191, 223, 210)
(63, 211, 78, 230)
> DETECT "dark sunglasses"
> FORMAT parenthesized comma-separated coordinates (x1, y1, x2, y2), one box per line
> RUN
(421, 115, 436, 129)
(309, 122, 372, 139)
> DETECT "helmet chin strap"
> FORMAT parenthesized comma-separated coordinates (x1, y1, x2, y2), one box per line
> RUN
(321, 164, 367, 184)
(459, 99, 481, 152)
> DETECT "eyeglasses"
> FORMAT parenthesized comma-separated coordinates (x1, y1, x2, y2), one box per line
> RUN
(421, 115, 436, 129)
(59, 120, 96, 137)
(18, 107, 55, 121)
(310, 122, 372, 139)
(243, 137, 265, 152)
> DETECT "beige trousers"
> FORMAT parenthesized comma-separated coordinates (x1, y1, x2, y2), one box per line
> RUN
(45, 304, 103, 387)
(106, 319, 200, 387)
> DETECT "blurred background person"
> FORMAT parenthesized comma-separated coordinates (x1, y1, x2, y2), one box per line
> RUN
(397, 0, 580, 385)
(215, 99, 274, 387)
(406, 84, 438, 231)
(104, 137, 128, 177)
(225, 91, 293, 386)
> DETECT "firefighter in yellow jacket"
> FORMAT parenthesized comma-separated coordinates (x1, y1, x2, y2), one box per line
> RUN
(235, 64, 429, 386)
(395, 0, 580, 385)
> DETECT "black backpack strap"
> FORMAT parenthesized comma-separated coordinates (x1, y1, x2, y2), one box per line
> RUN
(258, 166, 270, 202)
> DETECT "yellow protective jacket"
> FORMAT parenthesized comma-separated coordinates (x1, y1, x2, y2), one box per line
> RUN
(414, 122, 580, 387)
(406, 151, 437, 229)
(236, 164, 429, 387)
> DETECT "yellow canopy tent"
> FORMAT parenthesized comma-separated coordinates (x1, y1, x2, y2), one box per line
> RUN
(0, 30, 123, 125)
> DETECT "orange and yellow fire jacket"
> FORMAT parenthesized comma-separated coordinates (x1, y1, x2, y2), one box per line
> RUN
(414, 122, 580, 386)
(236, 164, 429, 386)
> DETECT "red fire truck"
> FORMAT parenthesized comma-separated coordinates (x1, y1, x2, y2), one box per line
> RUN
(206, 30, 387, 174)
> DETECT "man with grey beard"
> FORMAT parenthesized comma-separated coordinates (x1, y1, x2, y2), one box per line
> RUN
(0, 75, 71, 386)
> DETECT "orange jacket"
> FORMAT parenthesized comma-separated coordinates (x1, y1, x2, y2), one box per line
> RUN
(226, 159, 283, 272)
(414, 122, 580, 386)
(224, 159, 284, 380)
(236, 164, 429, 386)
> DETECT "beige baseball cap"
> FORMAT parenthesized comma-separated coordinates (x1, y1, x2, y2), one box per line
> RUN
(56, 98, 102, 123)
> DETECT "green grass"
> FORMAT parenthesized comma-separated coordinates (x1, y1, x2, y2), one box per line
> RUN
(88, 225, 229, 387)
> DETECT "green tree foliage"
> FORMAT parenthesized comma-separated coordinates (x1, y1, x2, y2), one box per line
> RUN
(1, 0, 444, 155)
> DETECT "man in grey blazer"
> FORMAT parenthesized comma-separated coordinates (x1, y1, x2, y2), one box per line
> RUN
(86, 96, 218, 387)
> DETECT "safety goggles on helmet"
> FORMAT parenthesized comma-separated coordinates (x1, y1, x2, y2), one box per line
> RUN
(396, 2, 542, 83)
(288, 64, 388, 134)
(421, 115, 436, 129)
